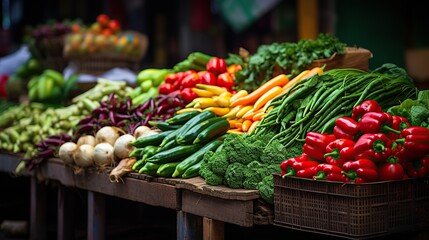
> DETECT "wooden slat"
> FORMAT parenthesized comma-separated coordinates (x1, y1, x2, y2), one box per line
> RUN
(203, 217, 224, 240)
(177, 211, 202, 240)
(87, 191, 105, 240)
(30, 177, 46, 240)
(57, 185, 74, 240)
(181, 189, 254, 227)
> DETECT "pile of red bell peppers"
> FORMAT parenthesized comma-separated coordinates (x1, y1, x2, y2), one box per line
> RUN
(158, 57, 240, 104)
(280, 99, 429, 183)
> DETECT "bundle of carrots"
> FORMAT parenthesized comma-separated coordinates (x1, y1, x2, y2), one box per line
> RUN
(174, 66, 324, 134)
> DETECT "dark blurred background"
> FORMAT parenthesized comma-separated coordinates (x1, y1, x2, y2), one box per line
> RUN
(1, 0, 429, 81)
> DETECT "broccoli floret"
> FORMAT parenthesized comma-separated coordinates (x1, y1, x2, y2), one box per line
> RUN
(200, 154, 224, 186)
(224, 162, 246, 189)
(257, 175, 274, 204)
(260, 139, 288, 165)
(243, 161, 265, 189)
(222, 133, 264, 165)
(208, 150, 229, 176)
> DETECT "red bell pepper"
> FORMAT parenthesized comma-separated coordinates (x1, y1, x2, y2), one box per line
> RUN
(358, 112, 401, 135)
(295, 166, 318, 179)
(164, 73, 179, 84)
(197, 71, 217, 85)
(217, 72, 235, 91)
(323, 138, 355, 167)
(180, 87, 198, 104)
(353, 133, 393, 163)
(303, 132, 336, 162)
(379, 155, 405, 181)
(387, 116, 411, 140)
(333, 116, 360, 141)
(312, 163, 344, 181)
(396, 126, 429, 160)
(341, 159, 379, 183)
(404, 156, 429, 178)
(351, 99, 382, 121)
(280, 154, 319, 178)
(206, 57, 227, 76)
(158, 83, 175, 95)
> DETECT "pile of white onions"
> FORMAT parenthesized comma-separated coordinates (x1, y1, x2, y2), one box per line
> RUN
(58, 126, 139, 173)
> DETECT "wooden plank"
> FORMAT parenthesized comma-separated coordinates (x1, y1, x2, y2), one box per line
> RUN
(40, 160, 180, 209)
(177, 211, 202, 240)
(297, 0, 318, 40)
(30, 177, 46, 240)
(57, 185, 74, 240)
(203, 217, 224, 240)
(87, 191, 105, 240)
(0, 152, 31, 175)
(182, 189, 254, 227)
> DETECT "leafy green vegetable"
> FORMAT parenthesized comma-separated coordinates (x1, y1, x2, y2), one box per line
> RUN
(387, 89, 429, 127)
(234, 33, 347, 92)
(224, 162, 246, 189)
(257, 175, 274, 204)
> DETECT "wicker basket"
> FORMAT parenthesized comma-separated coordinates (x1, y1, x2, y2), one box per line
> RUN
(31, 36, 69, 72)
(273, 173, 429, 239)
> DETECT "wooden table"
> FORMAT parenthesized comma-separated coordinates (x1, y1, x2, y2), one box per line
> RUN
(0, 153, 272, 240)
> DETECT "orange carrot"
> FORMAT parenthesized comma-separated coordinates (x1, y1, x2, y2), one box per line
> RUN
(242, 119, 253, 132)
(280, 67, 324, 95)
(252, 111, 265, 121)
(252, 86, 283, 112)
(247, 120, 260, 134)
(230, 74, 289, 107)
(235, 121, 243, 130)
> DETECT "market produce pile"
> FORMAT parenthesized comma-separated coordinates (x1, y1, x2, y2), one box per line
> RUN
(1, 33, 428, 205)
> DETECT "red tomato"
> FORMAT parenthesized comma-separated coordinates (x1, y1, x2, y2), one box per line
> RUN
(197, 71, 216, 85)
(97, 14, 110, 27)
(206, 57, 227, 76)
(158, 83, 174, 95)
(217, 72, 235, 91)
(180, 87, 198, 104)
(181, 73, 201, 89)
(108, 19, 121, 33)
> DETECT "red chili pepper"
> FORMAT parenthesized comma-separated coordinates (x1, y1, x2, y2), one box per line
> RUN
(379, 155, 405, 181)
(351, 99, 382, 121)
(358, 112, 401, 135)
(179, 87, 198, 104)
(333, 116, 360, 141)
(353, 133, 393, 163)
(280, 154, 319, 178)
(386, 116, 411, 140)
(341, 159, 379, 183)
(206, 57, 227, 76)
(404, 156, 429, 178)
(197, 71, 217, 85)
(312, 163, 343, 180)
(216, 72, 235, 91)
(396, 126, 429, 160)
(303, 132, 336, 162)
(324, 138, 355, 167)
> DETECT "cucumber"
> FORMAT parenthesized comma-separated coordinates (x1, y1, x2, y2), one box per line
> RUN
(172, 139, 223, 178)
(193, 119, 230, 144)
(146, 144, 202, 164)
(181, 161, 202, 179)
(176, 117, 223, 145)
(148, 121, 182, 131)
(174, 111, 216, 143)
(156, 162, 181, 177)
(159, 128, 182, 147)
(138, 162, 160, 176)
(157, 138, 179, 152)
(130, 130, 174, 148)
(166, 110, 201, 125)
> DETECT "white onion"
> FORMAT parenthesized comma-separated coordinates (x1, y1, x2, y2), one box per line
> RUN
(74, 144, 94, 168)
(113, 134, 136, 160)
(77, 135, 96, 146)
(133, 126, 152, 139)
(93, 142, 115, 168)
(58, 142, 77, 165)
(95, 126, 124, 146)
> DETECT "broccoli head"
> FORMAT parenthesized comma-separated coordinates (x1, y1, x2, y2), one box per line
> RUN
(208, 150, 229, 176)
(222, 133, 264, 165)
(257, 174, 274, 204)
(260, 139, 288, 165)
(224, 162, 246, 189)
(200, 157, 224, 186)
(243, 161, 265, 189)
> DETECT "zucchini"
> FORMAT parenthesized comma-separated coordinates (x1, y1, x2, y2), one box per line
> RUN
(148, 121, 182, 131)
(176, 117, 223, 145)
(159, 128, 181, 147)
(156, 161, 181, 177)
(157, 138, 179, 152)
(174, 111, 216, 143)
(193, 119, 230, 144)
(146, 144, 202, 164)
(138, 162, 160, 176)
(166, 110, 201, 125)
(130, 130, 173, 148)
(172, 139, 223, 178)
(181, 161, 202, 179)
